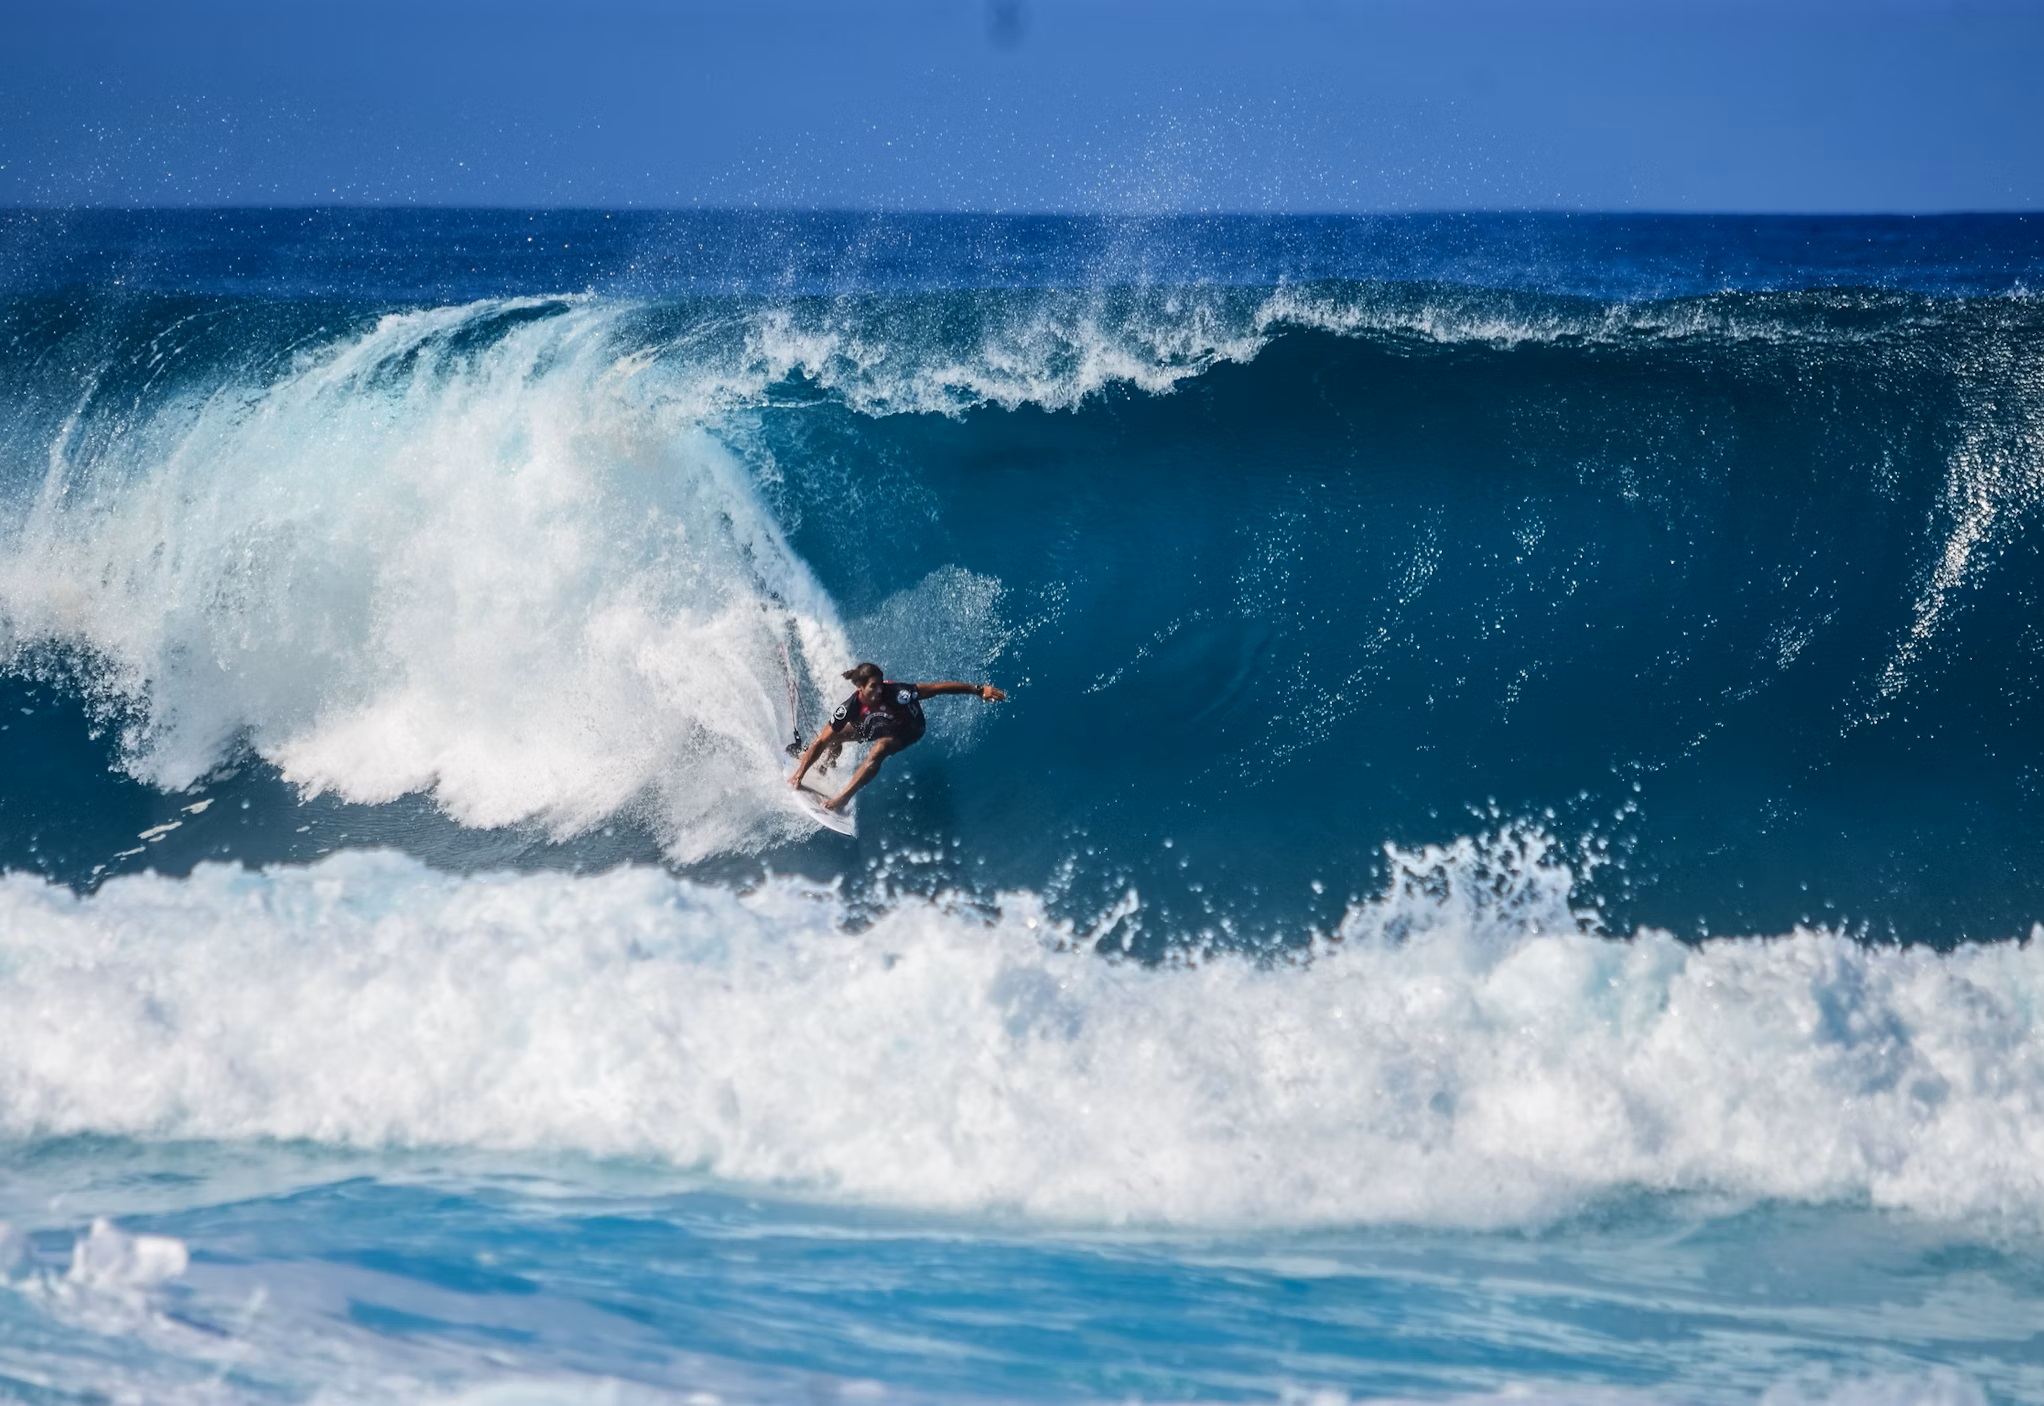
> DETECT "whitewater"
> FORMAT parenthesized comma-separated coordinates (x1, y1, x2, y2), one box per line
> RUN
(2, 209, 2044, 1403)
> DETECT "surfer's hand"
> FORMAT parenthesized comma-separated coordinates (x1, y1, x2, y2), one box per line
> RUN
(980, 685, 1007, 702)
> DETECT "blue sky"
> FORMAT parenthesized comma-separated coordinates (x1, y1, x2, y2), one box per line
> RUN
(3, 0, 2039, 212)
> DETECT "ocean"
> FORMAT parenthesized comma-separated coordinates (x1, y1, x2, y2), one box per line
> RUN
(0, 208, 2042, 1403)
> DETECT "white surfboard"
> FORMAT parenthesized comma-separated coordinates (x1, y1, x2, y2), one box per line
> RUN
(788, 762, 856, 836)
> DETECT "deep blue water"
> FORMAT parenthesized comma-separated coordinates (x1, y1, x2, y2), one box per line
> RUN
(2, 211, 2044, 1403)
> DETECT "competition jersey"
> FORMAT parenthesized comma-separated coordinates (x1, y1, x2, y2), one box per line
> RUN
(832, 681, 926, 740)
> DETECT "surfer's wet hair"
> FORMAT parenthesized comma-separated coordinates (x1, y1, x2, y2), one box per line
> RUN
(843, 662, 884, 687)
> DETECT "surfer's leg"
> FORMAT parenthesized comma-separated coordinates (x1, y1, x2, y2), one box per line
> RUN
(826, 736, 905, 810)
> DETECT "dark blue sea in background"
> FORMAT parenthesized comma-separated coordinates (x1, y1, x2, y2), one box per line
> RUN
(2, 210, 2043, 1404)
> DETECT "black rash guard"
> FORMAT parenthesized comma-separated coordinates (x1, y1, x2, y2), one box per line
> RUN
(831, 682, 927, 746)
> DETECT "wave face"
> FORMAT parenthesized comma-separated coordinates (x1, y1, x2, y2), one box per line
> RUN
(3, 212, 2043, 943)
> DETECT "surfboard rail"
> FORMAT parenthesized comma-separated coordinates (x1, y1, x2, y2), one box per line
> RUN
(788, 763, 856, 836)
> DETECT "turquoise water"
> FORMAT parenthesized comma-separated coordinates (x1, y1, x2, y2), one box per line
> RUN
(3, 1142, 2037, 1404)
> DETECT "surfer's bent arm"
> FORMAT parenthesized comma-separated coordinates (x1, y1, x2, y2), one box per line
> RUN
(789, 722, 851, 786)
(914, 682, 1008, 702)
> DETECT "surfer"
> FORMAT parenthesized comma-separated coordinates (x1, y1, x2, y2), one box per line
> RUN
(789, 662, 1007, 812)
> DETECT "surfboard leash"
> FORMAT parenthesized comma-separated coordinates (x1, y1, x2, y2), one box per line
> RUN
(777, 632, 806, 757)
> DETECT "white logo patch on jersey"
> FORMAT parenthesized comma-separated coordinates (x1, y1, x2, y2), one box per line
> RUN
(897, 689, 914, 705)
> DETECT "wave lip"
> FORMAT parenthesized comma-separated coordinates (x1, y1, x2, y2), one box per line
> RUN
(2, 837, 2042, 1231)
(678, 281, 2032, 419)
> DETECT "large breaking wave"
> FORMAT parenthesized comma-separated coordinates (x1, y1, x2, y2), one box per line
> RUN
(3, 275, 2042, 942)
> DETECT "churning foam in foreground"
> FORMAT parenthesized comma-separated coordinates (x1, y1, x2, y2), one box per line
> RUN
(2, 833, 2042, 1231)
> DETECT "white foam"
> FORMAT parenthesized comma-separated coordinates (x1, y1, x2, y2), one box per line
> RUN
(65, 1219, 189, 1294)
(382, 1377, 1993, 1406)
(1758, 1372, 1988, 1406)
(1258, 1382, 1988, 1406)
(0, 300, 853, 859)
(1, 837, 2042, 1231)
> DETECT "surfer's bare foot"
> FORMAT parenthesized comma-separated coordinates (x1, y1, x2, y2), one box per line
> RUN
(822, 795, 846, 812)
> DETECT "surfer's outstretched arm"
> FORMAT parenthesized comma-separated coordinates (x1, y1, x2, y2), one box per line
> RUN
(914, 682, 1008, 702)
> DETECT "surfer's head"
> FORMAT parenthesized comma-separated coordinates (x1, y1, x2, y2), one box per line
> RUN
(844, 661, 885, 702)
